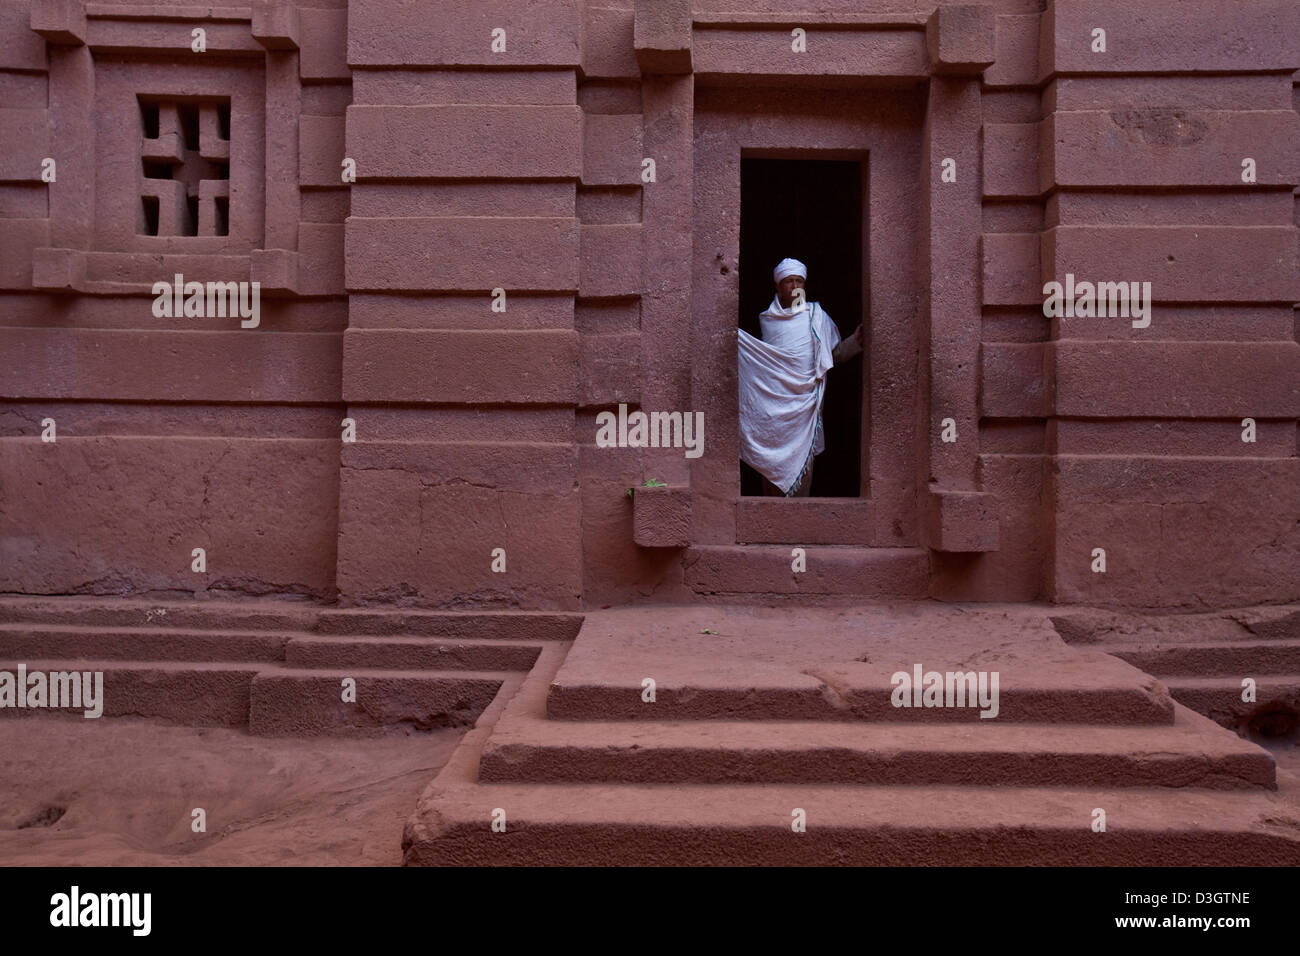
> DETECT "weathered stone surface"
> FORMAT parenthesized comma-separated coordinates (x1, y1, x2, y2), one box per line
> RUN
(926, 4, 996, 75)
(926, 489, 1000, 553)
(0, 0, 1295, 625)
(0, 437, 339, 597)
(632, 485, 690, 549)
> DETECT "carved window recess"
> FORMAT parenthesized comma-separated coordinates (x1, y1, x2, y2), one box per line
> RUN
(138, 98, 232, 238)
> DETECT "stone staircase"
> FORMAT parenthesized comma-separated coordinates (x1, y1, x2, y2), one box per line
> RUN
(0, 597, 580, 735)
(1052, 606, 1300, 737)
(402, 605, 1300, 865)
(682, 545, 929, 601)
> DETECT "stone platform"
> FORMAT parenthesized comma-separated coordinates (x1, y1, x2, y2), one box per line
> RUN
(403, 604, 1300, 866)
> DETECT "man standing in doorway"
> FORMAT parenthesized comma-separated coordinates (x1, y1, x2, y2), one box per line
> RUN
(738, 258, 864, 496)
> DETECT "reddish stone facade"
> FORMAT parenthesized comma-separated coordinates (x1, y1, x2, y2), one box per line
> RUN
(2, 0, 1298, 613)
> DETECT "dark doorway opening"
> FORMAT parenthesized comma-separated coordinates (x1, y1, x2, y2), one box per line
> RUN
(738, 157, 864, 497)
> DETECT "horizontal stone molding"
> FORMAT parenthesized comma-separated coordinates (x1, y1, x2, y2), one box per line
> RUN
(693, 26, 927, 81)
(1042, 0, 1300, 77)
(341, 441, 576, 493)
(0, 328, 342, 403)
(1054, 455, 1300, 504)
(342, 329, 579, 404)
(345, 217, 579, 292)
(84, 19, 262, 55)
(1043, 110, 1300, 189)
(735, 499, 874, 545)
(347, 0, 581, 68)
(1054, 341, 1300, 418)
(351, 69, 574, 107)
(345, 105, 582, 180)
(1042, 226, 1300, 303)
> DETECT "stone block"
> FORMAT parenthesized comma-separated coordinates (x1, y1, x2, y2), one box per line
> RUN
(580, 333, 641, 407)
(252, 1, 299, 50)
(981, 232, 1040, 306)
(346, 105, 582, 180)
(579, 224, 642, 298)
(926, 4, 996, 75)
(980, 343, 1048, 419)
(299, 115, 346, 187)
(634, 0, 691, 74)
(1043, 226, 1300, 304)
(0, 437, 339, 597)
(1055, 341, 1300, 420)
(348, 0, 581, 68)
(0, 108, 50, 181)
(927, 489, 1000, 552)
(1044, 0, 1300, 76)
(632, 484, 690, 548)
(30, 0, 84, 45)
(346, 217, 579, 292)
(1044, 110, 1300, 188)
(982, 122, 1040, 197)
(250, 248, 300, 296)
(583, 113, 643, 187)
(984, 14, 1037, 88)
(342, 329, 579, 404)
(30, 246, 85, 292)
(584, 5, 638, 79)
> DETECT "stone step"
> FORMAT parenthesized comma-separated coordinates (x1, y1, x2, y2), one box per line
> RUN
(1162, 674, 1300, 729)
(0, 596, 315, 631)
(0, 659, 516, 736)
(1106, 640, 1300, 676)
(248, 667, 510, 736)
(312, 609, 581, 641)
(403, 778, 1300, 866)
(0, 659, 259, 726)
(547, 605, 1175, 724)
(548, 667, 1173, 724)
(682, 546, 928, 598)
(479, 705, 1275, 789)
(0, 624, 290, 663)
(283, 635, 543, 671)
(0, 597, 584, 641)
(1051, 606, 1300, 646)
(734, 499, 874, 545)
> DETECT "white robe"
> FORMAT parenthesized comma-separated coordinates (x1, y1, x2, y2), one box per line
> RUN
(738, 297, 841, 495)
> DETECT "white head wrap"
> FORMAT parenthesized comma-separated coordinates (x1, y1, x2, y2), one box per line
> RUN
(773, 258, 807, 283)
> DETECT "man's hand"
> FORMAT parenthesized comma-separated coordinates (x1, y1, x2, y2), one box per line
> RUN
(832, 325, 864, 363)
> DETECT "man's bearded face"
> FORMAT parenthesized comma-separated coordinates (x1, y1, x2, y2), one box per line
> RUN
(776, 275, 805, 308)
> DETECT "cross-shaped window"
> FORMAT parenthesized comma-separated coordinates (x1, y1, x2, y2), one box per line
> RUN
(138, 98, 231, 237)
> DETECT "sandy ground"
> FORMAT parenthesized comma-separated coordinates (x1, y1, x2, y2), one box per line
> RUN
(1, 711, 1294, 867)
(0, 716, 462, 866)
